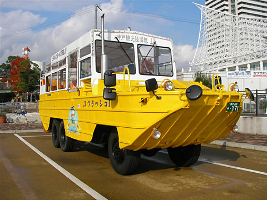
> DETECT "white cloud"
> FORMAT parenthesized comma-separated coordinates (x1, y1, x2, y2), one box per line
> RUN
(0, 10, 46, 63)
(0, 0, 178, 66)
(174, 44, 196, 71)
(0, 0, 101, 12)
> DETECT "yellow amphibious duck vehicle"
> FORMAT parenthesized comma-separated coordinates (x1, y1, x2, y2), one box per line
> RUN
(39, 15, 254, 175)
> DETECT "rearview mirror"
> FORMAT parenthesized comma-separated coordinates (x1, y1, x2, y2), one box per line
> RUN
(104, 70, 116, 87)
(145, 78, 158, 92)
(103, 88, 116, 100)
(245, 88, 254, 101)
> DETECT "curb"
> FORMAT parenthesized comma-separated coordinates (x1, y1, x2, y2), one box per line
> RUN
(0, 129, 45, 134)
(210, 140, 267, 152)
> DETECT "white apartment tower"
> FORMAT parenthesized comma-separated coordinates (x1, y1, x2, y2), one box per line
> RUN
(206, 0, 267, 18)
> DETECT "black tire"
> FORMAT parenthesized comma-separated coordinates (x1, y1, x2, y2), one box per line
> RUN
(108, 131, 140, 175)
(167, 144, 201, 167)
(59, 121, 74, 152)
(52, 120, 60, 148)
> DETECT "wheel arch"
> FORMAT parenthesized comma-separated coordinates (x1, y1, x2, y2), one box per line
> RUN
(91, 124, 117, 144)
(49, 118, 63, 131)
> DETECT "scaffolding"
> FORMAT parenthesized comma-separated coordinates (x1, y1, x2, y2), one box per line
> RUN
(190, 4, 267, 72)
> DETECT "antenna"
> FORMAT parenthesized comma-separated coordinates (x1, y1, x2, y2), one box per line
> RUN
(95, 4, 102, 29)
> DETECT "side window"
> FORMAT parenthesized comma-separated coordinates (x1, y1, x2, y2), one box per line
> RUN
(59, 58, 66, 67)
(58, 68, 66, 90)
(80, 57, 91, 78)
(68, 51, 78, 89)
(80, 45, 91, 58)
(52, 62, 58, 70)
(51, 72, 57, 91)
(46, 74, 51, 92)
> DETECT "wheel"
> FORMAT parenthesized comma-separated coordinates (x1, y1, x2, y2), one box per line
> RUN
(59, 121, 74, 152)
(108, 131, 140, 175)
(167, 144, 201, 167)
(52, 120, 60, 148)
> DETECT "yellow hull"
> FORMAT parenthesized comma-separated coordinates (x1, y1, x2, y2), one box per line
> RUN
(39, 80, 243, 150)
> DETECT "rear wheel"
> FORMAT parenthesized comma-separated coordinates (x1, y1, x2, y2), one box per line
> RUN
(108, 131, 140, 175)
(59, 121, 74, 152)
(52, 120, 60, 148)
(167, 144, 201, 167)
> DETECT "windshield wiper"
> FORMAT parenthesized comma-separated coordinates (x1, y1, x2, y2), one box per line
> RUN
(139, 41, 156, 74)
(115, 37, 133, 63)
(142, 41, 156, 63)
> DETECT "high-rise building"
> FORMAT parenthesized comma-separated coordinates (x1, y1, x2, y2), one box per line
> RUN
(206, 0, 267, 18)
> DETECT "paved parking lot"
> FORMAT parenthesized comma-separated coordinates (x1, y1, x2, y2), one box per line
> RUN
(1, 132, 267, 199)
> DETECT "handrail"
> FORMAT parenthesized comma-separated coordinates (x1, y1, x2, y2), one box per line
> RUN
(212, 73, 225, 91)
(114, 67, 131, 92)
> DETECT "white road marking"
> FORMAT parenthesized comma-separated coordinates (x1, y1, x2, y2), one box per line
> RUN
(14, 134, 108, 200)
(21, 135, 51, 138)
(199, 159, 267, 176)
(159, 150, 267, 176)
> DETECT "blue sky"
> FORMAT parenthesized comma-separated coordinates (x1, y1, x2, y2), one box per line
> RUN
(0, 0, 205, 70)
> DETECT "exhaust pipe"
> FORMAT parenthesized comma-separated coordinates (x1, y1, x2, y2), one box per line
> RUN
(101, 14, 108, 79)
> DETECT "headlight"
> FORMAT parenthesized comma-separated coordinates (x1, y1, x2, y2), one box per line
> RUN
(163, 80, 173, 91)
(230, 82, 239, 91)
(151, 128, 161, 139)
(231, 125, 238, 132)
(233, 84, 239, 92)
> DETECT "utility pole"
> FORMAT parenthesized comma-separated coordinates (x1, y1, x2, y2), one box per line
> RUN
(95, 4, 102, 29)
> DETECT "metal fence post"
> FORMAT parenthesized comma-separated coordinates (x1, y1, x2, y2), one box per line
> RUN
(256, 89, 258, 116)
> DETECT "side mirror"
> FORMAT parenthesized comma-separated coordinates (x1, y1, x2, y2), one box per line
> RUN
(104, 70, 116, 87)
(245, 88, 254, 101)
(103, 70, 116, 100)
(145, 78, 161, 100)
(103, 88, 116, 100)
(145, 78, 158, 92)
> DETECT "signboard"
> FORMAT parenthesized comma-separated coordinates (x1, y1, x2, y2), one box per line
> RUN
(51, 47, 67, 62)
(227, 71, 267, 78)
(252, 71, 267, 77)
(227, 71, 251, 78)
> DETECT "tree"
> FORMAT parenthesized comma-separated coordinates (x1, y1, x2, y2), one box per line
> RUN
(18, 61, 40, 94)
(0, 56, 17, 80)
(9, 56, 27, 93)
(194, 71, 212, 89)
(1, 56, 40, 101)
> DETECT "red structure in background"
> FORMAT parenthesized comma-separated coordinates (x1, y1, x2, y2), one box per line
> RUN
(23, 46, 30, 60)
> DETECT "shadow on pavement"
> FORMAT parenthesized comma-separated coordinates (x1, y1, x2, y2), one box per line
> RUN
(70, 141, 241, 175)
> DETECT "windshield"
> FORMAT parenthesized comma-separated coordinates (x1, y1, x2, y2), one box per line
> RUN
(138, 44, 173, 76)
(96, 40, 135, 74)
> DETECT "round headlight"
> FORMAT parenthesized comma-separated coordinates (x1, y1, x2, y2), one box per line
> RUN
(233, 84, 239, 92)
(164, 81, 173, 91)
(151, 128, 161, 139)
(233, 125, 238, 132)
(231, 125, 238, 132)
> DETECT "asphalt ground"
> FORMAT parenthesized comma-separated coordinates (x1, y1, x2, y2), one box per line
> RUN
(1, 123, 267, 152)
(1, 132, 267, 199)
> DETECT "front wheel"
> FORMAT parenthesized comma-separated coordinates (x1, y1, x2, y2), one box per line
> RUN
(167, 144, 201, 167)
(108, 131, 140, 175)
(59, 121, 74, 152)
